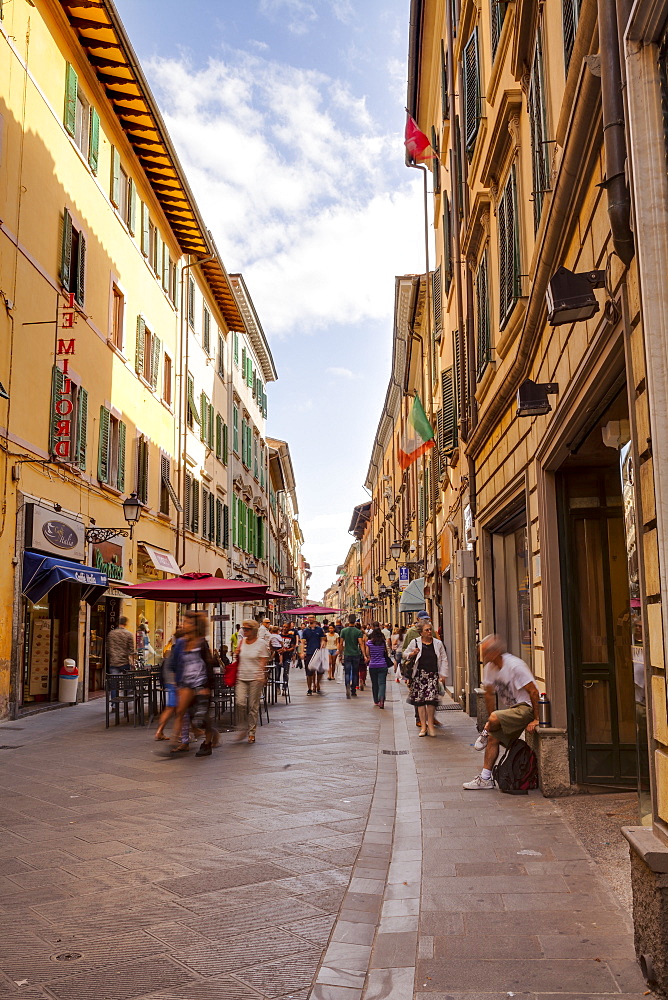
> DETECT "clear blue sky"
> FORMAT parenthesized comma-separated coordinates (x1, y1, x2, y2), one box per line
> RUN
(114, 0, 426, 600)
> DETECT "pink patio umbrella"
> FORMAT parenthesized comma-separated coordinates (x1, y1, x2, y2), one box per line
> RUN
(117, 573, 269, 604)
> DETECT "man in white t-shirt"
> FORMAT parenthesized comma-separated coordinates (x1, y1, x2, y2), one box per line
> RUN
(463, 634, 540, 790)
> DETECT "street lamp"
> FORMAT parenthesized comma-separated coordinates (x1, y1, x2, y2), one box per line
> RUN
(388, 569, 397, 584)
(246, 558, 257, 572)
(85, 491, 142, 543)
(389, 540, 403, 560)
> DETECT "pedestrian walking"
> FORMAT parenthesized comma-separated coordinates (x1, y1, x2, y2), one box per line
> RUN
(154, 628, 182, 741)
(404, 623, 449, 737)
(169, 611, 218, 757)
(325, 624, 339, 680)
(278, 625, 297, 689)
(365, 624, 391, 708)
(106, 616, 135, 674)
(236, 620, 269, 743)
(402, 610, 431, 652)
(301, 614, 326, 695)
(338, 614, 366, 698)
(230, 624, 241, 656)
(391, 625, 406, 680)
(463, 634, 540, 790)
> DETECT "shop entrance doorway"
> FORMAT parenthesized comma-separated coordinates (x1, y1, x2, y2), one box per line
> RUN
(558, 390, 638, 786)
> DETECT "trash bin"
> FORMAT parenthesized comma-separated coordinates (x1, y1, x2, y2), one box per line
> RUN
(58, 658, 78, 704)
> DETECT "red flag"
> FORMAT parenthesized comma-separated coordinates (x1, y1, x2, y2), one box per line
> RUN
(404, 114, 434, 163)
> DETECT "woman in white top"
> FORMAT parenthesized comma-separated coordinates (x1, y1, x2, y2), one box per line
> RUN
(236, 619, 269, 744)
(404, 624, 449, 737)
(325, 624, 339, 680)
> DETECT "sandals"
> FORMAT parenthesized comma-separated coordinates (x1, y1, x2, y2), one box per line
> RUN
(248, 733, 255, 744)
(169, 743, 190, 753)
(154, 733, 170, 741)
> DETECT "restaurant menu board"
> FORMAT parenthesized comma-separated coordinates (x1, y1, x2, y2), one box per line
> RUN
(28, 619, 52, 696)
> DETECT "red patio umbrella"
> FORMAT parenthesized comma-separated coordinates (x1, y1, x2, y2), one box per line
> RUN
(282, 606, 342, 616)
(117, 573, 269, 604)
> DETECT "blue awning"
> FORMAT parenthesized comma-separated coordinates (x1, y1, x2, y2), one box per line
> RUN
(399, 577, 425, 613)
(22, 551, 108, 605)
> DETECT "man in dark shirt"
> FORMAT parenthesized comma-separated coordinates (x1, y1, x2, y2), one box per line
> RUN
(301, 614, 325, 695)
(278, 625, 297, 690)
(338, 614, 367, 698)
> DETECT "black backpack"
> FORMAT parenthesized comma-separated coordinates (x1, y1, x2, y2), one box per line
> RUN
(492, 738, 538, 795)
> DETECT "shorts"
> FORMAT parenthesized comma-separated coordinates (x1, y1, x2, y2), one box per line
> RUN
(328, 649, 338, 657)
(304, 651, 317, 675)
(165, 682, 177, 708)
(494, 704, 534, 746)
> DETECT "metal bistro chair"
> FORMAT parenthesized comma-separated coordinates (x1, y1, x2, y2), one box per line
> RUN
(259, 681, 270, 727)
(105, 673, 135, 728)
(132, 670, 152, 726)
(212, 674, 236, 727)
(149, 666, 165, 718)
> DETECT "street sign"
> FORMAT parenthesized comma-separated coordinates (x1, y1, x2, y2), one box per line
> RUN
(399, 567, 410, 590)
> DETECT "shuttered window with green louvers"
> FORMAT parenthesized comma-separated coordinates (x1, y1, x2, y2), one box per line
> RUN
(222, 422, 229, 464)
(150, 335, 160, 391)
(475, 249, 491, 379)
(98, 406, 110, 483)
(184, 472, 192, 530)
(215, 413, 223, 461)
(223, 502, 229, 548)
(136, 434, 149, 505)
(186, 373, 200, 429)
(64, 63, 78, 136)
(203, 307, 211, 354)
(202, 487, 209, 539)
(441, 366, 457, 452)
(160, 453, 170, 516)
(440, 40, 449, 121)
(453, 328, 463, 431)
(215, 498, 223, 547)
(135, 316, 145, 376)
(430, 126, 441, 194)
(463, 29, 480, 154)
(141, 201, 150, 257)
(432, 266, 443, 340)
(128, 178, 137, 235)
(60, 209, 86, 306)
(528, 28, 550, 231)
(49, 365, 65, 458)
(74, 387, 87, 471)
(117, 420, 126, 491)
(233, 405, 239, 453)
(88, 109, 100, 173)
(491, 1, 508, 60)
(217, 333, 225, 378)
(191, 478, 200, 534)
(563, 0, 581, 73)
(498, 164, 520, 328)
(443, 193, 453, 294)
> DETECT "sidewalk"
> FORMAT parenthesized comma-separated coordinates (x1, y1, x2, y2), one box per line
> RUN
(0, 680, 649, 1000)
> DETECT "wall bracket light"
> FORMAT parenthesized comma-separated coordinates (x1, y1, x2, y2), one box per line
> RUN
(546, 267, 605, 325)
(516, 379, 559, 418)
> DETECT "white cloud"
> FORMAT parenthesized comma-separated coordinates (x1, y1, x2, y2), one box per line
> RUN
(326, 366, 357, 379)
(259, 0, 317, 35)
(145, 51, 425, 337)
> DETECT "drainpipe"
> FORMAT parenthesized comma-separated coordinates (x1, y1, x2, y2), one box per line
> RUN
(598, 0, 634, 265)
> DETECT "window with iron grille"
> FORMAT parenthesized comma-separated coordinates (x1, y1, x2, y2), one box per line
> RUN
(440, 40, 449, 121)
(528, 28, 550, 231)
(462, 29, 481, 155)
(498, 164, 520, 328)
(563, 0, 581, 73)
(491, 1, 508, 60)
(475, 248, 491, 379)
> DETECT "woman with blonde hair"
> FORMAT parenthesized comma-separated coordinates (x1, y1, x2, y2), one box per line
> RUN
(236, 619, 269, 744)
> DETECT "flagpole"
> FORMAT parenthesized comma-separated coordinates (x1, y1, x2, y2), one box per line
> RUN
(407, 158, 440, 624)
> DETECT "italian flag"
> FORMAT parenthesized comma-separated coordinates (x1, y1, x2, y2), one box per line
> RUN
(398, 395, 435, 470)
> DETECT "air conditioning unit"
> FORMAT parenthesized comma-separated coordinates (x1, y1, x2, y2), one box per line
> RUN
(454, 549, 475, 580)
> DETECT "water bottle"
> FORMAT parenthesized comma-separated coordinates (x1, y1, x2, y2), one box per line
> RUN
(538, 692, 551, 727)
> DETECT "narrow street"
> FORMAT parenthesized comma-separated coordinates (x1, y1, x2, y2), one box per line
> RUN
(0, 686, 648, 1000)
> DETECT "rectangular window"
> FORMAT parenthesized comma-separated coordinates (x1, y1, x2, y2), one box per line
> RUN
(49, 367, 87, 470)
(127, 177, 137, 234)
(60, 208, 86, 307)
(162, 243, 169, 293)
(491, 1, 508, 60)
(111, 284, 124, 350)
(149, 222, 158, 274)
(498, 164, 520, 328)
(223, 502, 229, 548)
(75, 87, 90, 160)
(215, 413, 223, 461)
(64, 66, 98, 170)
(188, 277, 195, 327)
(462, 28, 481, 155)
(203, 306, 211, 355)
(233, 331, 239, 366)
(253, 435, 258, 479)
(217, 333, 225, 378)
(475, 248, 491, 379)
(241, 419, 249, 468)
(215, 497, 223, 547)
(432, 265, 442, 341)
(563, 0, 581, 73)
(430, 126, 441, 195)
(191, 478, 200, 534)
(163, 353, 172, 407)
(528, 28, 550, 231)
(440, 367, 457, 453)
(233, 404, 239, 453)
(136, 433, 149, 506)
(169, 258, 177, 305)
(117, 164, 129, 224)
(135, 317, 161, 390)
(160, 453, 171, 516)
(443, 193, 453, 295)
(202, 486, 210, 539)
(200, 392, 214, 449)
(440, 39, 449, 121)
(141, 202, 150, 257)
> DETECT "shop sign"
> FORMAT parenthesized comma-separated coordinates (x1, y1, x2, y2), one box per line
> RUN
(52, 297, 79, 461)
(26, 503, 85, 561)
(399, 567, 410, 590)
(92, 540, 124, 581)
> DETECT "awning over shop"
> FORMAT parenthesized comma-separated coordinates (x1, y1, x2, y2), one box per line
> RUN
(141, 545, 181, 576)
(116, 573, 268, 604)
(22, 551, 107, 605)
(398, 577, 425, 613)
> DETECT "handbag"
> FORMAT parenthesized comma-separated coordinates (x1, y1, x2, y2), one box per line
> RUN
(314, 648, 328, 674)
(224, 639, 241, 687)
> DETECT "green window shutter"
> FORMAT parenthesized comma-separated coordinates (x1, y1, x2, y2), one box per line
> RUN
(231, 495, 236, 547)
(187, 373, 201, 426)
(49, 365, 65, 456)
(441, 367, 457, 452)
(141, 202, 150, 256)
(117, 420, 126, 491)
(191, 479, 199, 534)
(222, 422, 228, 464)
(453, 329, 462, 429)
(463, 29, 480, 154)
(432, 266, 442, 336)
(76, 387, 88, 471)
(217, 333, 224, 377)
(202, 486, 209, 538)
(98, 405, 110, 482)
(440, 40, 449, 121)
(443, 193, 453, 294)
(88, 108, 100, 173)
(253, 436, 258, 478)
(241, 346, 246, 378)
(233, 406, 239, 453)
(200, 392, 207, 441)
(60, 209, 73, 290)
(233, 331, 239, 365)
(528, 30, 550, 231)
(241, 421, 246, 466)
(188, 278, 195, 327)
(150, 335, 160, 391)
(215, 413, 222, 460)
(498, 165, 520, 328)
(64, 63, 78, 136)
(135, 316, 146, 374)
(430, 126, 441, 195)
(184, 472, 192, 530)
(128, 178, 137, 235)
(75, 231, 86, 307)
(207, 403, 214, 449)
(223, 503, 229, 548)
(111, 146, 121, 207)
(209, 492, 215, 542)
(476, 249, 491, 377)
(215, 497, 222, 546)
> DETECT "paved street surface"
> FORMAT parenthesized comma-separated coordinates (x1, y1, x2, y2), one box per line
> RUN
(0, 679, 650, 1000)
